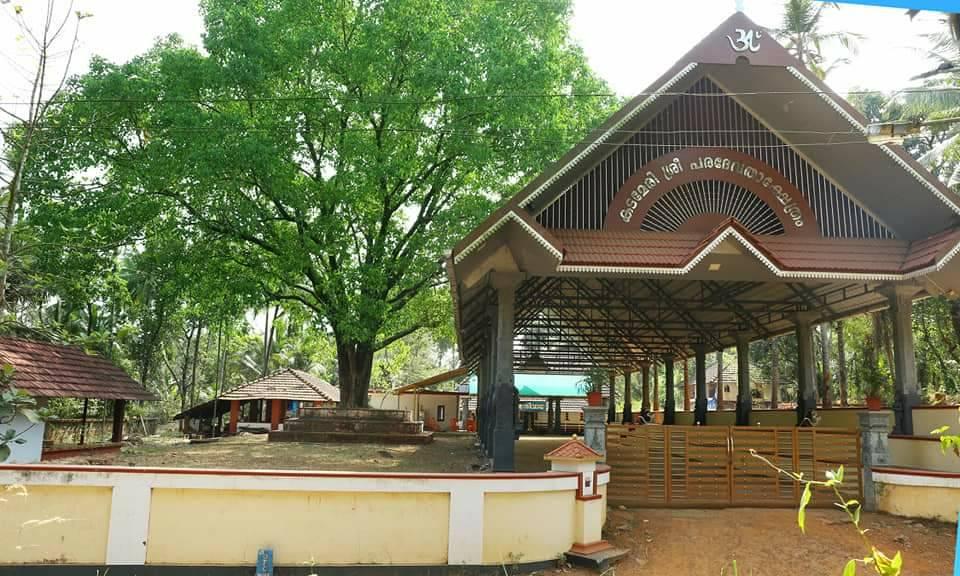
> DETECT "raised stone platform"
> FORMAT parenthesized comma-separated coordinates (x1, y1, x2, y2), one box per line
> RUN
(268, 406, 433, 445)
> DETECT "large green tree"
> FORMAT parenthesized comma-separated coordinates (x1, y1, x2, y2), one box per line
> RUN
(30, 0, 615, 406)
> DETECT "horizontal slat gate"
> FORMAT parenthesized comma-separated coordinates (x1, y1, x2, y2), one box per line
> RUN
(607, 425, 861, 508)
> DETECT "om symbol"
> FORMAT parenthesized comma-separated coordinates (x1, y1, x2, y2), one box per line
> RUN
(727, 28, 762, 53)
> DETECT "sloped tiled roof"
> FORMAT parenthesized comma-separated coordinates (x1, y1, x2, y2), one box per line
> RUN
(220, 368, 339, 402)
(554, 222, 960, 277)
(0, 337, 155, 400)
(544, 437, 603, 462)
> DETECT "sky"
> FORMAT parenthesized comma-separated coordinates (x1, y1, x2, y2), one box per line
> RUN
(0, 0, 951, 108)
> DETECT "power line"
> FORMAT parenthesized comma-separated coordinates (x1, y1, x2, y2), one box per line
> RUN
(2, 86, 960, 108)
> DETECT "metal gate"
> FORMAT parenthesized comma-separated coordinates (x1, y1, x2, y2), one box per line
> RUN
(605, 425, 862, 508)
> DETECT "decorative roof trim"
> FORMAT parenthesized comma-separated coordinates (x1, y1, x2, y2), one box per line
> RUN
(453, 211, 562, 264)
(556, 225, 960, 282)
(517, 63, 700, 209)
(879, 144, 960, 216)
(785, 66, 865, 133)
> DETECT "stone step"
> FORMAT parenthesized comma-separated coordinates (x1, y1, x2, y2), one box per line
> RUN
(283, 418, 424, 434)
(268, 430, 434, 445)
(299, 407, 410, 422)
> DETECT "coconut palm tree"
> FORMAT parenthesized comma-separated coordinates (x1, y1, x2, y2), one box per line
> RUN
(774, 0, 859, 79)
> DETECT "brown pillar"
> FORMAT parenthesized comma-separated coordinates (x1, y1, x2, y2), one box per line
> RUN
(111, 399, 127, 443)
(270, 399, 282, 431)
(278, 400, 287, 423)
(683, 358, 691, 412)
(229, 400, 240, 434)
(640, 363, 651, 412)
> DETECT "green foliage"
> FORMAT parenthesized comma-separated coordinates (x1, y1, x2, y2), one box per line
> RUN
(0, 364, 41, 462)
(26, 0, 616, 405)
(751, 451, 902, 576)
(774, 0, 860, 79)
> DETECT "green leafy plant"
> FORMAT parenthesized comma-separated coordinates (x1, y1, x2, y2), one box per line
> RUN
(0, 363, 41, 462)
(930, 407, 960, 456)
(750, 450, 903, 576)
(577, 368, 607, 395)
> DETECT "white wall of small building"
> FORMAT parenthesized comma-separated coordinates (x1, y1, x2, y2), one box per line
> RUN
(368, 392, 461, 431)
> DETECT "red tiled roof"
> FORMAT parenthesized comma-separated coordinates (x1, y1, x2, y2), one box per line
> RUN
(554, 223, 960, 276)
(221, 368, 340, 402)
(544, 437, 603, 461)
(0, 337, 155, 400)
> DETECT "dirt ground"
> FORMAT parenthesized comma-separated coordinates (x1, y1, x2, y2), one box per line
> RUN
(565, 507, 957, 576)
(51, 433, 568, 473)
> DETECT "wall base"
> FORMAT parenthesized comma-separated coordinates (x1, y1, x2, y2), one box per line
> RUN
(0, 563, 558, 576)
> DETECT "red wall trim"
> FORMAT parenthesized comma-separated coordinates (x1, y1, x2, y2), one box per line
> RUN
(0, 463, 581, 482)
(873, 466, 960, 480)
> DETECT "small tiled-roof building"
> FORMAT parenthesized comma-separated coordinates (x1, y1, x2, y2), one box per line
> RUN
(216, 368, 339, 433)
(0, 337, 155, 445)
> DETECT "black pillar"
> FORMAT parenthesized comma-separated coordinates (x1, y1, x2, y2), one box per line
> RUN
(606, 372, 616, 423)
(554, 397, 562, 434)
(889, 287, 920, 435)
(796, 315, 817, 426)
(492, 280, 516, 472)
(735, 335, 751, 426)
(621, 371, 633, 424)
(694, 344, 708, 425)
(546, 396, 554, 433)
(111, 399, 127, 443)
(663, 355, 676, 425)
(641, 363, 651, 413)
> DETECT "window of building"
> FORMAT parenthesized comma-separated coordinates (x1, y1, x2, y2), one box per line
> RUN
(437, 405, 446, 422)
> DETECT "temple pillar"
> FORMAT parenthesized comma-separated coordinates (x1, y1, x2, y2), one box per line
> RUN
(859, 411, 892, 511)
(694, 344, 708, 425)
(663, 355, 676, 425)
(683, 358, 691, 412)
(111, 399, 126, 443)
(640, 363, 651, 413)
(716, 350, 724, 407)
(796, 314, 817, 426)
(606, 372, 616, 423)
(735, 335, 751, 426)
(492, 276, 519, 472)
(554, 397, 562, 434)
(652, 360, 660, 412)
(270, 399, 282, 431)
(621, 371, 633, 424)
(887, 286, 921, 435)
(229, 400, 240, 434)
(547, 396, 554, 433)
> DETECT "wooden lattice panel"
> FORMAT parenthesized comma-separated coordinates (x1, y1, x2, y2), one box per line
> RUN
(605, 425, 861, 509)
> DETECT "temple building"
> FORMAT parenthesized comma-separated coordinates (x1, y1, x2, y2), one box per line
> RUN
(447, 13, 960, 471)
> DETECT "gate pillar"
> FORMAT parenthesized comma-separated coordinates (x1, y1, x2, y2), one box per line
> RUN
(582, 406, 607, 458)
(858, 411, 892, 512)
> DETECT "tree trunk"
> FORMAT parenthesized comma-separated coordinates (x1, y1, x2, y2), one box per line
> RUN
(819, 322, 832, 409)
(770, 339, 780, 409)
(836, 320, 848, 406)
(336, 340, 374, 408)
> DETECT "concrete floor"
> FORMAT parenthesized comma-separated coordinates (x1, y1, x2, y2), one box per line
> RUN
(513, 435, 571, 472)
